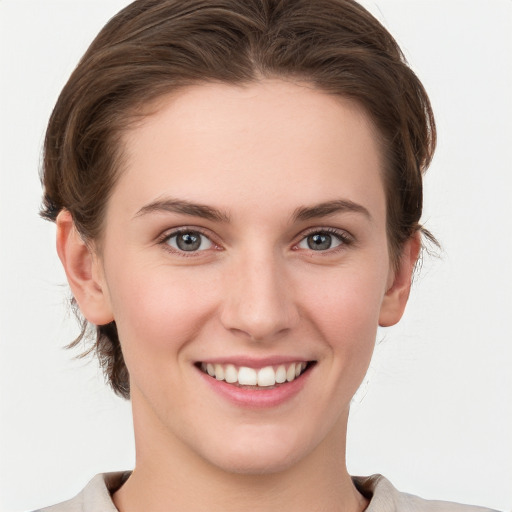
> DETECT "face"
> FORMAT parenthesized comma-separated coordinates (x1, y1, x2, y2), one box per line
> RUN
(73, 80, 415, 474)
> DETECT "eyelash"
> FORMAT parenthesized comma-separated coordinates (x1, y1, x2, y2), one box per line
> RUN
(158, 227, 220, 257)
(293, 227, 354, 254)
(157, 226, 354, 256)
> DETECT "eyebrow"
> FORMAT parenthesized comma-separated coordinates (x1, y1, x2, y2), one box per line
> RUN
(134, 197, 370, 224)
(134, 198, 231, 223)
(292, 199, 372, 222)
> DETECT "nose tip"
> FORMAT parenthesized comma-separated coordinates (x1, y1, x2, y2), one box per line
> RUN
(220, 258, 299, 342)
(226, 297, 295, 341)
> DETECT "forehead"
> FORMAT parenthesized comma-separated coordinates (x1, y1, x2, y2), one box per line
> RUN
(115, 80, 386, 224)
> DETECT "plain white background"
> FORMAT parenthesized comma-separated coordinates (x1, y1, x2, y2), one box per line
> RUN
(0, 1, 511, 511)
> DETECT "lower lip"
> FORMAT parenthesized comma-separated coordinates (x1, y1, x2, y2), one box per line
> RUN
(197, 366, 312, 409)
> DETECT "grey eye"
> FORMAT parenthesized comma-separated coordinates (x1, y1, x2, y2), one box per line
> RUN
(298, 232, 343, 251)
(167, 231, 213, 252)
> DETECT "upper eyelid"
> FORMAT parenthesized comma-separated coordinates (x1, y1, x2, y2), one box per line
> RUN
(158, 228, 220, 257)
(155, 225, 353, 249)
(158, 226, 216, 242)
(296, 226, 353, 240)
(292, 227, 354, 250)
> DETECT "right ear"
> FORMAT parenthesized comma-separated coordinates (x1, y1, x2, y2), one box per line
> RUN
(56, 210, 114, 325)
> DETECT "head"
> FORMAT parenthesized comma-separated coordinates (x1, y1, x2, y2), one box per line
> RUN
(41, 0, 435, 400)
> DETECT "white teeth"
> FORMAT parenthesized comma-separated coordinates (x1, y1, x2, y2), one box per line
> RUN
(238, 367, 258, 385)
(275, 365, 287, 384)
(214, 364, 224, 381)
(224, 364, 238, 383)
(200, 361, 309, 387)
(257, 366, 276, 387)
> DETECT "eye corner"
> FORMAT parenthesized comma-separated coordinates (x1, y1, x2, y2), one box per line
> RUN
(294, 227, 355, 254)
(158, 227, 221, 256)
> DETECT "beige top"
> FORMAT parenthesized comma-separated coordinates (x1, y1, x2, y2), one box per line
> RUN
(36, 472, 499, 512)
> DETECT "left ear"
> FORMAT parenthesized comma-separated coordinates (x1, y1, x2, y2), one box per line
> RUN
(379, 232, 421, 327)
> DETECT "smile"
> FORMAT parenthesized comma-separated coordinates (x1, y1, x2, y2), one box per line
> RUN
(198, 362, 313, 388)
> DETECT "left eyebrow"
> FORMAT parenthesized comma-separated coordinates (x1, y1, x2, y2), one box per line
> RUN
(134, 197, 231, 223)
(292, 199, 372, 222)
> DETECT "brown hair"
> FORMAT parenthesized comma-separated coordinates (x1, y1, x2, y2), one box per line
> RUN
(41, 0, 436, 399)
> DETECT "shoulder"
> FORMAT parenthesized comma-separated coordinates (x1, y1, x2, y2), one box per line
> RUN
(32, 471, 500, 512)
(33, 472, 130, 512)
(353, 474, 500, 512)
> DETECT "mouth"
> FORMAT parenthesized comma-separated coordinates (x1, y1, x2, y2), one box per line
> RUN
(196, 361, 315, 389)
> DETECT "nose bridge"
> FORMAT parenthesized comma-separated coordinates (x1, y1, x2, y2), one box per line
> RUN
(220, 246, 298, 341)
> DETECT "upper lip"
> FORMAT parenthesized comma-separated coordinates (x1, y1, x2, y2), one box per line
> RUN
(196, 356, 314, 369)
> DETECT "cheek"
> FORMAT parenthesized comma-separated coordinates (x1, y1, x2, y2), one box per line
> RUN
(300, 265, 386, 358)
(105, 263, 219, 359)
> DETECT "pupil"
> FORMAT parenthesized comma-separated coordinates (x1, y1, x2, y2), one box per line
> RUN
(177, 232, 201, 251)
(308, 233, 331, 251)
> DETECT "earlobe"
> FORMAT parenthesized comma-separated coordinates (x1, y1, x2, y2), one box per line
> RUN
(56, 210, 114, 325)
(379, 232, 421, 327)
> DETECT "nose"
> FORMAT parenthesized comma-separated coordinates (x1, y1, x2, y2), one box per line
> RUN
(220, 251, 300, 342)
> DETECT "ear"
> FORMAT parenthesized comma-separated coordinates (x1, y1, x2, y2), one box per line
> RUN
(56, 210, 114, 325)
(379, 232, 421, 327)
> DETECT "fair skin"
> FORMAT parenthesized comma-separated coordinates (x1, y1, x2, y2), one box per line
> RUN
(57, 80, 419, 512)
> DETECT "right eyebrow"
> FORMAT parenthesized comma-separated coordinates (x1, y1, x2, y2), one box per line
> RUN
(292, 199, 372, 223)
(134, 197, 231, 223)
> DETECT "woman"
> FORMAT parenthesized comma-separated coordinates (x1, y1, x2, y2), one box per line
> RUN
(26, 0, 503, 510)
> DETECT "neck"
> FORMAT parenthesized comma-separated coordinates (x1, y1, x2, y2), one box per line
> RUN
(113, 394, 368, 512)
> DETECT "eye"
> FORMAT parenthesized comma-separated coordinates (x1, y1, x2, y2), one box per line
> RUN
(165, 230, 213, 252)
(296, 229, 350, 252)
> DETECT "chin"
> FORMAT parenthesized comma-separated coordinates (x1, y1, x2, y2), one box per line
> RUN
(195, 427, 312, 476)
(211, 449, 302, 476)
